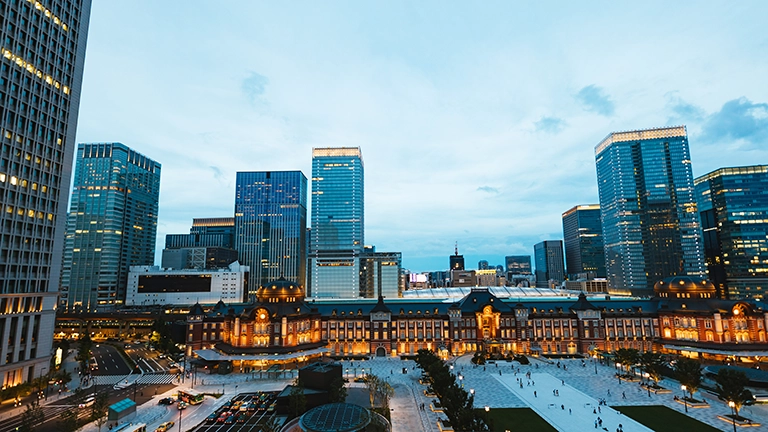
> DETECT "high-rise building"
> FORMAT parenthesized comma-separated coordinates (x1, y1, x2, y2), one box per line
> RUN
(695, 165, 768, 300)
(595, 126, 705, 296)
(562, 204, 606, 279)
(165, 217, 235, 249)
(359, 247, 402, 299)
(534, 241, 565, 288)
(309, 147, 364, 298)
(478, 260, 489, 270)
(505, 256, 532, 274)
(235, 171, 307, 298)
(449, 244, 465, 271)
(61, 143, 161, 313)
(0, 0, 92, 388)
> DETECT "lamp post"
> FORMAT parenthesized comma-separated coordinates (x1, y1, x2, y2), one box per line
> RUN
(459, 375, 464, 388)
(616, 363, 621, 384)
(593, 355, 597, 375)
(681, 385, 688, 413)
(644, 373, 651, 397)
(728, 401, 737, 432)
(179, 401, 183, 432)
(470, 389, 474, 408)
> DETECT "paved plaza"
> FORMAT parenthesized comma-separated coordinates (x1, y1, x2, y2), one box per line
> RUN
(71, 355, 768, 432)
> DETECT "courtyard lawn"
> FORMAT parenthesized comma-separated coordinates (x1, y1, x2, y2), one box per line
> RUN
(613, 405, 722, 432)
(475, 408, 557, 431)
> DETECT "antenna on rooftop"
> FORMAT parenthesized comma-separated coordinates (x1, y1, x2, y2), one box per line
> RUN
(455, 241, 458, 256)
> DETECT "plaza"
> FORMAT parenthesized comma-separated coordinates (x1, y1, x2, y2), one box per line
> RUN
(67, 353, 768, 432)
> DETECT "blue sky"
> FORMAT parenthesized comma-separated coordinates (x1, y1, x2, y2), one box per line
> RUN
(74, 2, 768, 272)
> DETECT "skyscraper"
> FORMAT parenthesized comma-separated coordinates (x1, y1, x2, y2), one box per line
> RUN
(163, 217, 238, 271)
(234, 171, 307, 297)
(0, 0, 91, 387)
(695, 165, 768, 300)
(562, 204, 606, 278)
(534, 241, 565, 288)
(505, 256, 532, 274)
(595, 126, 705, 296)
(61, 143, 161, 312)
(309, 148, 364, 298)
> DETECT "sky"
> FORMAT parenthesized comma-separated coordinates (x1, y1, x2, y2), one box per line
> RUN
(73, 1, 768, 272)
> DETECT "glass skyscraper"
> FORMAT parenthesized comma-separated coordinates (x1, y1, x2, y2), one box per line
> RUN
(595, 126, 705, 296)
(0, 0, 91, 387)
(309, 147, 364, 298)
(562, 204, 606, 278)
(61, 143, 161, 312)
(534, 240, 565, 288)
(234, 171, 307, 297)
(695, 165, 768, 300)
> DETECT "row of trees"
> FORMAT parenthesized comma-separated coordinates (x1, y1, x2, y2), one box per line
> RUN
(415, 349, 489, 432)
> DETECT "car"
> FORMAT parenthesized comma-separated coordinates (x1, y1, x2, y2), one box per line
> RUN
(78, 395, 96, 408)
(267, 402, 276, 412)
(155, 421, 174, 432)
(177, 401, 188, 410)
(158, 397, 175, 405)
(217, 413, 228, 423)
(225, 415, 235, 424)
(158, 354, 166, 359)
(205, 414, 218, 423)
(236, 413, 248, 423)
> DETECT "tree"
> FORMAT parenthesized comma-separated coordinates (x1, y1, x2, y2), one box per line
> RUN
(19, 398, 45, 432)
(328, 376, 347, 403)
(90, 392, 110, 432)
(639, 352, 664, 385)
(615, 348, 639, 375)
(674, 357, 702, 400)
(58, 408, 80, 432)
(715, 368, 752, 417)
(288, 378, 306, 419)
(363, 374, 381, 407)
(376, 380, 394, 410)
(75, 334, 93, 370)
(261, 415, 282, 432)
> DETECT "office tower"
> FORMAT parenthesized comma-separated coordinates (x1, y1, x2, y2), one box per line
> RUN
(534, 241, 565, 288)
(235, 171, 307, 298)
(695, 165, 768, 300)
(359, 247, 402, 299)
(61, 143, 161, 313)
(0, 0, 91, 388)
(595, 126, 705, 296)
(562, 204, 606, 279)
(308, 148, 364, 298)
(166, 217, 235, 249)
(478, 260, 489, 270)
(449, 244, 464, 271)
(505, 256, 532, 274)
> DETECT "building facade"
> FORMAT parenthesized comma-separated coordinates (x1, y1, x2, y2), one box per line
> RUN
(0, 0, 92, 388)
(595, 126, 705, 296)
(309, 148, 364, 298)
(234, 171, 307, 299)
(126, 262, 249, 307)
(165, 217, 235, 249)
(695, 165, 768, 300)
(188, 276, 768, 367)
(534, 241, 565, 288)
(562, 204, 606, 279)
(61, 143, 161, 313)
(359, 250, 402, 299)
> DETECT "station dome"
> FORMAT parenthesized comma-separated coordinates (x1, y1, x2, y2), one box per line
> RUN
(654, 276, 715, 299)
(256, 276, 304, 303)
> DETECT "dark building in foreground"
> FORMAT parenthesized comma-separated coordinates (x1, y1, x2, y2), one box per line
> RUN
(696, 165, 768, 300)
(562, 204, 606, 279)
(0, 0, 92, 388)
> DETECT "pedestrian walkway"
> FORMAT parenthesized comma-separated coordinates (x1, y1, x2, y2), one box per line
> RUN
(495, 372, 652, 432)
(93, 373, 175, 386)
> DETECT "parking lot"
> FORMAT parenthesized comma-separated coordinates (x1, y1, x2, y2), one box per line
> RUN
(190, 392, 281, 432)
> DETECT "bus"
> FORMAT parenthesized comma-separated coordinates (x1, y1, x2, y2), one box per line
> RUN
(177, 389, 204, 405)
(112, 423, 146, 432)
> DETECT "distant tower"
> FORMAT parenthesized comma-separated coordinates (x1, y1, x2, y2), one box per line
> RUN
(534, 241, 565, 288)
(595, 126, 705, 296)
(562, 205, 606, 279)
(450, 242, 465, 270)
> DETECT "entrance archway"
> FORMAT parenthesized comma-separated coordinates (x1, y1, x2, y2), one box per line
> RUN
(376, 346, 386, 357)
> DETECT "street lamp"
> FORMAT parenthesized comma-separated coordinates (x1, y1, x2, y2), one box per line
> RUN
(459, 375, 464, 388)
(484, 406, 489, 412)
(593, 355, 598, 375)
(616, 363, 621, 384)
(728, 401, 736, 432)
(681, 385, 688, 413)
(644, 373, 651, 397)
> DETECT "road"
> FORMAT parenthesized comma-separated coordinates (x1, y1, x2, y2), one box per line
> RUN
(123, 343, 174, 374)
(90, 344, 132, 376)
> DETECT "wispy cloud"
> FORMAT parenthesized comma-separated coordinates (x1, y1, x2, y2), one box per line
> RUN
(665, 92, 705, 124)
(575, 85, 615, 116)
(534, 116, 567, 133)
(242, 72, 269, 104)
(701, 97, 768, 148)
(477, 186, 500, 194)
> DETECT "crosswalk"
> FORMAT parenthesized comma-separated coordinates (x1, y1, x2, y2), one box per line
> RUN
(93, 373, 176, 386)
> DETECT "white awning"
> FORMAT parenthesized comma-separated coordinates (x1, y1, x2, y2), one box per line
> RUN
(194, 347, 329, 362)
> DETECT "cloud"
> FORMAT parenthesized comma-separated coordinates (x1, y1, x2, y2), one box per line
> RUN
(701, 97, 768, 148)
(242, 72, 269, 104)
(534, 116, 567, 133)
(575, 85, 615, 116)
(477, 186, 500, 194)
(665, 92, 705, 124)
(210, 165, 224, 180)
